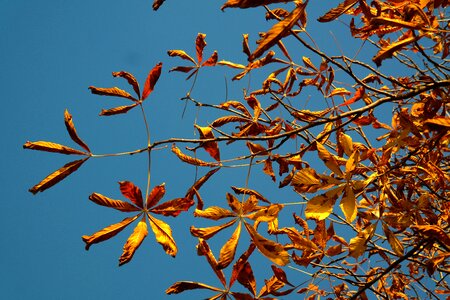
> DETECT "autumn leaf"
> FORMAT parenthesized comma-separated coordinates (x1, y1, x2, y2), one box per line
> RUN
(194, 206, 237, 220)
(171, 144, 220, 167)
(88, 86, 137, 101)
(349, 223, 376, 258)
(146, 183, 166, 209)
(149, 197, 194, 217)
(221, 0, 290, 10)
(317, 0, 358, 22)
(88, 193, 140, 212)
(152, 0, 166, 11)
(23, 141, 89, 156)
(28, 158, 89, 194)
(112, 71, 140, 98)
(166, 281, 223, 294)
(142, 62, 162, 100)
(382, 223, 404, 256)
(327, 87, 352, 98)
(305, 185, 345, 221)
(148, 213, 177, 257)
(218, 221, 242, 269)
(316, 142, 344, 177)
(167, 50, 196, 64)
(64, 109, 91, 153)
(196, 33, 207, 64)
(339, 185, 357, 223)
(99, 103, 139, 116)
(190, 219, 237, 240)
(195, 124, 221, 161)
(373, 35, 423, 67)
(249, 1, 308, 61)
(119, 216, 148, 266)
(119, 181, 144, 208)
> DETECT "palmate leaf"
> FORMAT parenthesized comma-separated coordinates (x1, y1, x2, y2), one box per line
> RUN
(197, 238, 228, 287)
(88, 86, 137, 101)
(305, 185, 345, 221)
(349, 223, 376, 258)
(194, 206, 237, 220)
(64, 109, 91, 153)
(99, 103, 139, 116)
(147, 213, 177, 257)
(119, 216, 148, 266)
(166, 281, 223, 295)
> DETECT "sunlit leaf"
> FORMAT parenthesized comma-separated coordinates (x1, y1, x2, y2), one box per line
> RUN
(190, 219, 237, 240)
(202, 51, 218, 67)
(29, 158, 88, 194)
(142, 62, 162, 100)
(88, 86, 136, 101)
(339, 185, 357, 223)
(148, 213, 177, 257)
(112, 71, 140, 97)
(197, 239, 227, 286)
(146, 183, 166, 209)
(82, 215, 140, 250)
(194, 206, 237, 220)
(305, 185, 345, 221)
(327, 87, 351, 98)
(172, 144, 220, 167)
(119, 216, 148, 266)
(195, 124, 221, 161)
(227, 192, 242, 214)
(185, 168, 221, 203)
(152, 0, 166, 11)
(196, 33, 207, 63)
(246, 204, 283, 223)
(88, 192, 140, 212)
(316, 142, 344, 177)
(221, 0, 289, 10)
(317, 0, 358, 22)
(218, 221, 242, 269)
(166, 281, 223, 294)
(167, 50, 197, 64)
(373, 35, 423, 67)
(349, 223, 376, 258)
(382, 223, 404, 256)
(231, 186, 270, 204)
(150, 197, 194, 217)
(99, 103, 139, 116)
(119, 181, 144, 208)
(64, 109, 91, 153)
(23, 141, 88, 156)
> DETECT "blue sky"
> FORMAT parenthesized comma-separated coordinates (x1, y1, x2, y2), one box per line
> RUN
(1, 1, 399, 299)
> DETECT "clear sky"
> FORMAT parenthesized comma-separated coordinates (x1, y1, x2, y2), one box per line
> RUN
(1, 1, 392, 299)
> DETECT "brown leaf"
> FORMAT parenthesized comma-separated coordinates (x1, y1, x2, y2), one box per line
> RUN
(82, 215, 140, 250)
(218, 221, 242, 269)
(317, 0, 358, 22)
(146, 183, 166, 209)
(119, 216, 148, 266)
(167, 50, 197, 64)
(88, 193, 140, 212)
(327, 87, 352, 98)
(196, 33, 207, 64)
(142, 62, 162, 100)
(230, 243, 256, 290)
(185, 168, 221, 203)
(119, 181, 144, 208)
(246, 204, 283, 223)
(152, 0, 166, 11)
(231, 186, 270, 204)
(249, 2, 308, 61)
(148, 213, 177, 257)
(99, 103, 139, 116)
(227, 192, 242, 214)
(194, 206, 237, 220)
(172, 144, 220, 167)
(316, 142, 344, 177)
(339, 87, 365, 107)
(190, 219, 237, 240)
(149, 197, 194, 217)
(166, 281, 223, 294)
(244, 221, 290, 266)
(88, 86, 137, 101)
(424, 117, 450, 129)
(373, 35, 423, 67)
(382, 223, 404, 256)
(23, 141, 88, 156)
(195, 125, 221, 161)
(29, 158, 88, 194)
(196, 239, 227, 287)
(210, 115, 249, 128)
(202, 51, 218, 67)
(112, 71, 140, 98)
(221, 0, 290, 10)
(64, 110, 91, 153)
(271, 265, 293, 286)
(246, 141, 268, 156)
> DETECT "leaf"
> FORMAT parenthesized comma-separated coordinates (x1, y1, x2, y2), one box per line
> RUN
(172, 144, 220, 167)
(23, 141, 88, 156)
(218, 221, 242, 269)
(246, 204, 283, 223)
(210, 115, 249, 128)
(185, 168, 221, 203)
(327, 87, 352, 98)
(169, 66, 196, 73)
(271, 265, 293, 286)
(249, 2, 308, 61)
(150, 197, 194, 217)
(227, 192, 242, 214)
(190, 219, 237, 240)
(412, 225, 450, 248)
(246, 141, 268, 156)
(196, 33, 207, 63)
(349, 223, 376, 258)
(317, 0, 358, 22)
(99, 103, 139, 116)
(373, 35, 423, 67)
(194, 206, 237, 220)
(29, 158, 88, 194)
(119, 216, 148, 266)
(305, 185, 345, 221)
(382, 223, 404, 256)
(424, 117, 450, 129)
(202, 51, 218, 67)
(119, 181, 144, 208)
(166, 281, 223, 294)
(345, 150, 359, 179)
(112, 71, 140, 97)
(217, 60, 246, 69)
(146, 183, 166, 209)
(230, 243, 256, 289)
(231, 186, 270, 204)
(167, 50, 197, 64)
(82, 215, 140, 250)
(88, 193, 140, 212)
(316, 142, 344, 177)
(196, 239, 227, 287)
(339, 185, 357, 223)
(291, 168, 325, 193)
(147, 213, 177, 257)
(339, 87, 365, 106)
(88, 86, 136, 101)
(64, 110, 91, 153)
(338, 133, 353, 157)
(195, 124, 221, 161)
(221, 0, 290, 10)
(142, 62, 162, 100)
(152, 0, 166, 11)
(244, 221, 290, 266)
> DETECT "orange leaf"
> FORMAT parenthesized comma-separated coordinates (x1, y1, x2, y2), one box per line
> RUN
(166, 281, 223, 294)
(195, 33, 207, 63)
(245, 204, 283, 223)
(316, 142, 344, 177)
(146, 183, 166, 209)
(88, 193, 140, 212)
(168, 66, 196, 73)
(382, 223, 404, 256)
(82, 215, 139, 250)
(327, 87, 352, 98)
(230, 243, 256, 290)
(119, 216, 148, 266)
(249, 2, 308, 61)
(142, 62, 162, 100)
(231, 186, 270, 204)
(246, 141, 268, 156)
(28, 158, 88, 194)
(171, 144, 220, 167)
(202, 51, 218, 67)
(339, 185, 357, 223)
(119, 181, 144, 208)
(373, 35, 423, 67)
(88, 86, 137, 101)
(24, 141, 88, 156)
(196, 239, 227, 286)
(152, 0, 166, 11)
(305, 185, 345, 221)
(64, 110, 91, 153)
(190, 219, 237, 240)
(210, 115, 249, 128)
(99, 103, 139, 116)
(149, 197, 194, 217)
(195, 124, 221, 161)
(194, 206, 237, 220)
(218, 221, 242, 269)
(112, 71, 140, 98)
(219, 100, 251, 116)
(242, 34, 251, 57)
(349, 223, 376, 258)
(227, 192, 241, 214)
(221, 0, 290, 10)
(147, 213, 177, 257)
(317, 0, 358, 22)
(167, 50, 196, 64)
(185, 168, 221, 204)
(244, 221, 290, 266)
(217, 60, 246, 69)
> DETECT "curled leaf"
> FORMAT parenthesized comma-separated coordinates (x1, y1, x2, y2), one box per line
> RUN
(99, 103, 139, 116)
(150, 197, 194, 217)
(88, 86, 136, 101)
(24, 141, 88, 156)
(119, 217, 148, 266)
(172, 144, 220, 167)
(148, 213, 177, 257)
(142, 62, 162, 100)
(64, 110, 91, 153)
(112, 71, 140, 97)
(88, 193, 140, 212)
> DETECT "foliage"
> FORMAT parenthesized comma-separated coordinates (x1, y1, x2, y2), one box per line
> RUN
(24, 0, 450, 299)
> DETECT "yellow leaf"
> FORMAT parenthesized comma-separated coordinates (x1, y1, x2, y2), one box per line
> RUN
(327, 87, 352, 98)
(382, 223, 404, 257)
(305, 185, 345, 221)
(64, 109, 91, 153)
(148, 213, 177, 257)
(316, 142, 344, 177)
(172, 144, 220, 167)
(339, 133, 353, 157)
(82, 215, 140, 250)
(23, 141, 88, 156)
(218, 221, 242, 269)
(317, 0, 358, 22)
(167, 50, 197, 64)
(88, 192, 140, 212)
(349, 223, 376, 258)
(345, 150, 359, 180)
(227, 193, 242, 214)
(119, 216, 148, 266)
(245, 204, 283, 223)
(194, 206, 237, 220)
(244, 221, 290, 266)
(190, 219, 237, 240)
(373, 34, 423, 67)
(339, 185, 357, 223)
(99, 104, 139, 116)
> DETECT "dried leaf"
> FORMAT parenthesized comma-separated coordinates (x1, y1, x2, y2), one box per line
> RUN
(197, 239, 227, 286)
(196, 33, 207, 63)
(29, 158, 88, 194)
(305, 185, 345, 221)
(142, 62, 162, 100)
(194, 206, 237, 220)
(23, 141, 88, 156)
(316, 142, 344, 177)
(119, 181, 144, 208)
(230, 244, 256, 290)
(339, 185, 357, 223)
(218, 221, 242, 269)
(150, 197, 194, 217)
(82, 215, 140, 250)
(210, 115, 249, 128)
(185, 168, 221, 202)
(202, 51, 218, 67)
(246, 204, 283, 223)
(64, 109, 91, 153)
(349, 223, 376, 258)
(195, 124, 220, 161)
(221, 0, 289, 10)
(271, 265, 293, 286)
(166, 281, 223, 294)
(373, 35, 423, 67)
(317, 0, 358, 22)
(327, 87, 352, 98)
(148, 213, 177, 257)
(152, 0, 166, 11)
(190, 219, 237, 240)
(146, 183, 166, 209)
(227, 192, 242, 214)
(231, 186, 270, 204)
(172, 144, 220, 167)
(244, 221, 290, 266)
(88, 86, 136, 101)
(382, 223, 404, 256)
(249, 2, 308, 61)
(167, 50, 196, 64)
(99, 103, 139, 116)
(88, 192, 140, 212)
(339, 87, 365, 106)
(112, 71, 140, 97)
(119, 216, 148, 266)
